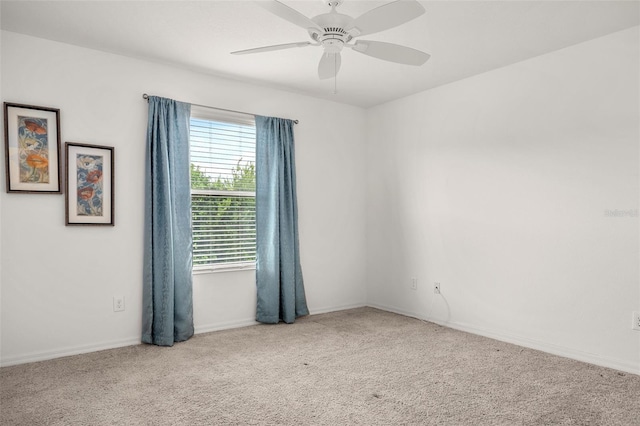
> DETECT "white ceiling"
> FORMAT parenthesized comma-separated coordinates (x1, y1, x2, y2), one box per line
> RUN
(1, 0, 639, 108)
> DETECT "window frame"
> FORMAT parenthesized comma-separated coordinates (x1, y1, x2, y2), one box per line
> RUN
(189, 106, 257, 274)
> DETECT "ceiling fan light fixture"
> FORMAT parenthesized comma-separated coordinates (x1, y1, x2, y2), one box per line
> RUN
(322, 39, 344, 54)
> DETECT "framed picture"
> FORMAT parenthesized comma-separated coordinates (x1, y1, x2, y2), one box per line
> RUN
(65, 142, 114, 226)
(4, 102, 61, 193)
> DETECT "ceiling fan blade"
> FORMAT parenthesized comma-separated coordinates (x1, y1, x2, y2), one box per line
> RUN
(318, 52, 341, 80)
(347, 0, 425, 37)
(353, 40, 430, 65)
(256, 0, 323, 32)
(231, 42, 311, 55)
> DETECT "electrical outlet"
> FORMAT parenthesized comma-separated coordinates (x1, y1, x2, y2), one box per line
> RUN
(633, 311, 640, 331)
(434, 282, 440, 294)
(411, 278, 417, 290)
(113, 296, 125, 312)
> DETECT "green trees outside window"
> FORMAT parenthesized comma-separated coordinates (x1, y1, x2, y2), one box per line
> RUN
(191, 161, 256, 266)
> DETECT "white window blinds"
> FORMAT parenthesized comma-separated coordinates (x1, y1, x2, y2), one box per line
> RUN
(190, 106, 256, 269)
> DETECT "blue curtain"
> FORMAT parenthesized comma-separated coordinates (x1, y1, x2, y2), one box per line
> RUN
(142, 96, 194, 346)
(255, 116, 309, 324)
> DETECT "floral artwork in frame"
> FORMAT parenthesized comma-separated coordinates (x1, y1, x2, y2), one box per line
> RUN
(66, 142, 114, 226)
(3, 102, 62, 193)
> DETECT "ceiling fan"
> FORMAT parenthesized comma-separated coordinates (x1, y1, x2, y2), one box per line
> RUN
(231, 0, 430, 80)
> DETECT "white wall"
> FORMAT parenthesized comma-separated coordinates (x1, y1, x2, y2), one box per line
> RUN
(366, 26, 640, 374)
(0, 31, 367, 365)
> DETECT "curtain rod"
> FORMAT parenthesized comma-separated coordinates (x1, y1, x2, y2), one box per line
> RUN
(142, 94, 299, 124)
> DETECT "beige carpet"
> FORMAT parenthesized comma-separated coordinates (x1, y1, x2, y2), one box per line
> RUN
(1, 307, 639, 425)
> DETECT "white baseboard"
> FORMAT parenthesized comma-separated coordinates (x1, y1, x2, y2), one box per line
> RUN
(0, 337, 141, 367)
(1, 303, 367, 367)
(368, 302, 640, 376)
(194, 318, 259, 335)
(194, 303, 368, 334)
(1, 319, 261, 366)
(310, 302, 367, 316)
(367, 302, 426, 321)
(6, 302, 635, 376)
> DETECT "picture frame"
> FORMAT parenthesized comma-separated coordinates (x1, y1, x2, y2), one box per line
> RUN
(65, 142, 114, 226)
(4, 102, 62, 193)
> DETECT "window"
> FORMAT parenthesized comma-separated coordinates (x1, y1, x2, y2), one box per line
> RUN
(190, 106, 256, 271)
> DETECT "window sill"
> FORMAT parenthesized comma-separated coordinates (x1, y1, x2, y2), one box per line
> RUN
(192, 262, 256, 275)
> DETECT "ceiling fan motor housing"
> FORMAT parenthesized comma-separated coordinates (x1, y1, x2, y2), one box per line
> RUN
(310, 11, 354, 53)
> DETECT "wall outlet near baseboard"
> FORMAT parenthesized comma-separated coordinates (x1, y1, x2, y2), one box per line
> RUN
(633, 311, 640, 331)
(434, 282, 441, 294)
(113, 296, 125, 312)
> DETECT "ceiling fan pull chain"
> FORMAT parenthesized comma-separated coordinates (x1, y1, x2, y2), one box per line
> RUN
(334, 54, 338, 94)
